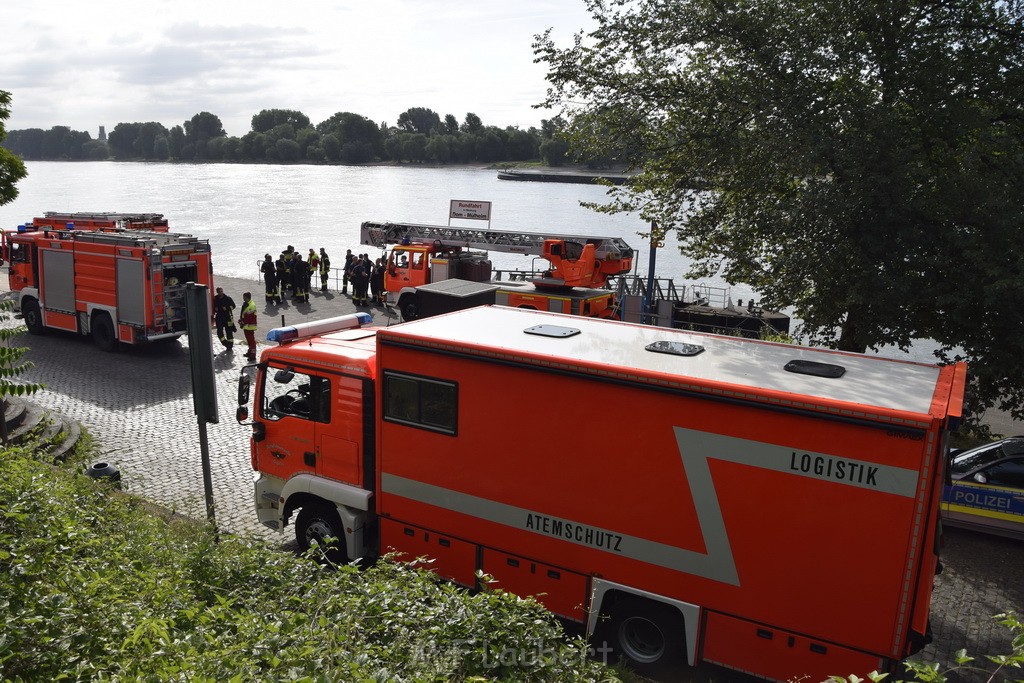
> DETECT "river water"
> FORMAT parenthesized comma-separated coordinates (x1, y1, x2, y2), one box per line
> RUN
(2, 161, 942, 362)
(1, 161, 716, 286)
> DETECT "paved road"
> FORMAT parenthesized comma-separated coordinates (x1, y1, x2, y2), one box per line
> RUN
(3, 274, 1021, 681)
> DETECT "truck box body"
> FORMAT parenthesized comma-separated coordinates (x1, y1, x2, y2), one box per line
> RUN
(247, 306, 964, 681)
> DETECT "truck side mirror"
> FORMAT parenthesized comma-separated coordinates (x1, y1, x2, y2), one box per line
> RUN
(238, 373, 251, 405)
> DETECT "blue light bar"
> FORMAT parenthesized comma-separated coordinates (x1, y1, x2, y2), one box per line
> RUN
(267, 312, 373, 342)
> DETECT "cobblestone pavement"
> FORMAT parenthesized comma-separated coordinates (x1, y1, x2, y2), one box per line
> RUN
(3, 275, 1021, 681)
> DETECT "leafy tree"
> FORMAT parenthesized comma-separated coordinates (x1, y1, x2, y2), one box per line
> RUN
(238, 131, 267, 161)
(82, 140, 110, 160)
(4, 128, 46, 160)
(168, 125, 185, 159)
(317, 112, 381, 160)
(274, 138, 301, 162)
(184, 112, 226, 160)
(134, 122, 169, 160)
(152, 135, 169, 160)
(536, 0, 1024, 422)
(396, 107, 441, 135)
(251, 109, 310, 134)
(425, 134, 452, 163)
(505, 127, 539, 161)
(473, 128, 506, 162)
(540, 136, 570, 166)
(540, 116, 566, 140)
(107, 122, 142, 160)
(461, 112, 484, 134)
(340, 141, 374, 164)
(443, 114, 459, 135)
(295, 126, 319, 158)
(0, 92, 28, 207)
(0, 301, 44, 445)
(321, 132, 341, 162)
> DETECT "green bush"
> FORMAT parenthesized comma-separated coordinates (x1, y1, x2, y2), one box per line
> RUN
(0, 448, 619, 682)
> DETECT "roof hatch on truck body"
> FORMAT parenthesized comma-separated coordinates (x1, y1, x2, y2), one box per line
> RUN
(379, 307, 957, 425)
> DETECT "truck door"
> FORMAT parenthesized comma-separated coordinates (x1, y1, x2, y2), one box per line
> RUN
(258, 365, 365, 487)
(258, 366, 324, 479)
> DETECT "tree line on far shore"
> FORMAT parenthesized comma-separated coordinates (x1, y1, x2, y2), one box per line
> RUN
(2, 107, 604, 167)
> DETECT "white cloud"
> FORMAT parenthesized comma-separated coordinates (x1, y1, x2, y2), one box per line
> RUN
(0, 0, 593, 137)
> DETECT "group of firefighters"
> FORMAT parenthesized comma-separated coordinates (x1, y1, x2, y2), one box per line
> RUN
(340, 249, 388, 307)
(259, 245, 332, 305)
(211, 245, 391, 357)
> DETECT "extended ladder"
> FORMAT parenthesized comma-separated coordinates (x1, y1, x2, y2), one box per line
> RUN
(360, 221, 634, 261)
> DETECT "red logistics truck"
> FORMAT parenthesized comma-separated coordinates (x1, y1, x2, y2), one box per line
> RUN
(236, 306, 966, 681)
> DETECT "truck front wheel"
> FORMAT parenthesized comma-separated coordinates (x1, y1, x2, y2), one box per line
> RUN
(399, 295, 418, 321)
(601, 597, 685, 676)
(22, 298, 44, 335)
(295, 502, 347, 564)
(91, 313, 118, 352)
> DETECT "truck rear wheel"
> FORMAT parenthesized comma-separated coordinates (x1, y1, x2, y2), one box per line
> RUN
(22, 298, 44, 335)
(91, 312, 118, 352)
(601, 597, 685, 675)
(295, 502, 347, 564)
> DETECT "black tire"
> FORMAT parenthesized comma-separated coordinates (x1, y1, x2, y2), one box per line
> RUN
(295, 502, 346, 564)
(601, 597, 685, 676)
(22, 298, 44, 335)
(91, 312, 118, 352)
(399, 295, 418, 321)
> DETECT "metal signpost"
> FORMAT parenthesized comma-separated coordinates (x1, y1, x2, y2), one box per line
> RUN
(184, 283, 218, 528)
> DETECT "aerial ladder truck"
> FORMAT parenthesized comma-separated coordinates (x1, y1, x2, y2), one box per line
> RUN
(360, 220, 635, 321)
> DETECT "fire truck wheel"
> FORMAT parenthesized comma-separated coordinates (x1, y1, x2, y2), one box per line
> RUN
(399, 295, 418, 321)
(22, 298, 44, 335)
(603, 597, 685, 674)
(91, 313, 118, 352)
(295, 502, 346, 563)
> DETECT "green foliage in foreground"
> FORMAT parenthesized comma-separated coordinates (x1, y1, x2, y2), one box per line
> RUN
(0, 448, 618, 682)
(827, 613, 1024, 683)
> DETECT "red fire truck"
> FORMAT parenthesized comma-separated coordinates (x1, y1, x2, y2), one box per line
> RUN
(237, 307, 965, 681)
(5, 223, 213, 350)
(360, 220, 634, 321)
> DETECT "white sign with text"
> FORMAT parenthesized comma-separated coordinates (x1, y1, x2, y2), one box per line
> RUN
(450, 200, 492, 221)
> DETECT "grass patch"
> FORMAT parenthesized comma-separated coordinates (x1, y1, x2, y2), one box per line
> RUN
(0, 445, 620, 682)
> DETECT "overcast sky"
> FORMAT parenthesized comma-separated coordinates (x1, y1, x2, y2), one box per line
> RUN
(1, 0, 594, 138)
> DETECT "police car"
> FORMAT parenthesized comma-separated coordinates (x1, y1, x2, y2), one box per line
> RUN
(942, 437, 1024, 541)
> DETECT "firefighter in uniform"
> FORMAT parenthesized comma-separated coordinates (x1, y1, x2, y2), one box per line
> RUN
(292, 253, 309, 304)
(239, 292, 258, 361)
(319, 247, 331, 292)
(307, 248, 319, 293)
(341, 249, 355, 295)
(212, 287, 236, 350)
(260, 254, 280, 305)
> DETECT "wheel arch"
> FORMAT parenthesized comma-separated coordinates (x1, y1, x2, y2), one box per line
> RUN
(279, 474, 374, 561)
(588, 578, 700, 666)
